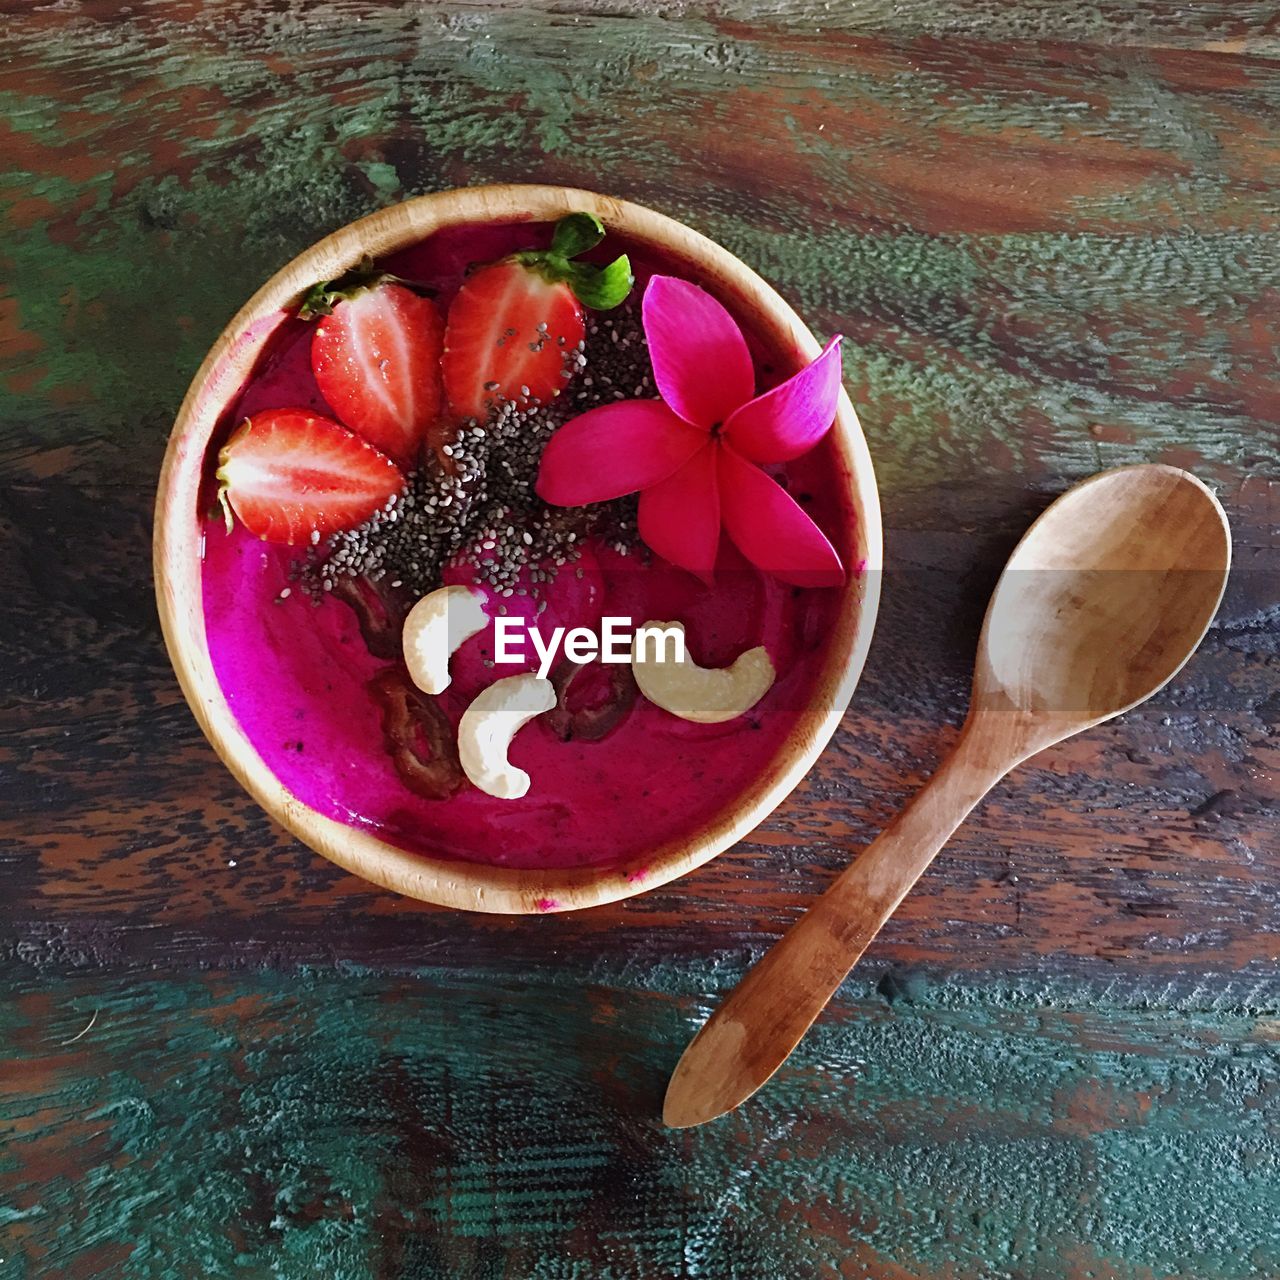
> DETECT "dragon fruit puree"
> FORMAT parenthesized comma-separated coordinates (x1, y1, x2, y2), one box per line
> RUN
(200, 224, 848, 870)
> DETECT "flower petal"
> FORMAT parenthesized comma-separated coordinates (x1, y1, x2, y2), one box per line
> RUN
(723, 336, 843, 463)
(718, 447, 844, 587)
(642, 275, 755, 430)
(536, 399, 706, 506)
(638, 443, 721, 579)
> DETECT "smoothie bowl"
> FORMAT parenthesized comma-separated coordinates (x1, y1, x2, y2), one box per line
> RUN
(154, 185, 881, 913)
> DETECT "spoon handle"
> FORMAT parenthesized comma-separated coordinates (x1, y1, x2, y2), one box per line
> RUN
(663, 725, 1013, 1128)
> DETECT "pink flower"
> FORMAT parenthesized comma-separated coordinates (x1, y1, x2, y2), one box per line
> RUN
(535, 275, 845, 586)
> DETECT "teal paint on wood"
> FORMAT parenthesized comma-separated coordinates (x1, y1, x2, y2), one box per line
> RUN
(3, 963, 1277, 1279)
(3, 3, 1279, 493)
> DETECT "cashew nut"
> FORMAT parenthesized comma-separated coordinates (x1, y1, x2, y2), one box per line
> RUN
(631, 620, 775, 724)
(402, 585, 488, 695)
(458, 673, 557, 800)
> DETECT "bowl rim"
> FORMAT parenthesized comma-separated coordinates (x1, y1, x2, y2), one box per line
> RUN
(153, 183, 882, 914)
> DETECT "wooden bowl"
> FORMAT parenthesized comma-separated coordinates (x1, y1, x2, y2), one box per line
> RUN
(154, 184, 882, 913)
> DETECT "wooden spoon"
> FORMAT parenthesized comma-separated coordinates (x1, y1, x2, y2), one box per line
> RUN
(664, 464, 1231, 1128)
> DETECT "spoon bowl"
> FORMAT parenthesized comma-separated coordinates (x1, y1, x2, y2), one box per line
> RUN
(664, 463, 1230, 1127)
(978, 465, 1231, 746)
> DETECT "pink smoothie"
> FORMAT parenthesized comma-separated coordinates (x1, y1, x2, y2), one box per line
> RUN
(201, 225, 848, 870)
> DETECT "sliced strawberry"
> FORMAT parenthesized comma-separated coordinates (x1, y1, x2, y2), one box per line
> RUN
(216, 408, 405, 545)
(308, 281, 444, 467)
(443, 264, 583, 421)
(441, 212, 633, 422)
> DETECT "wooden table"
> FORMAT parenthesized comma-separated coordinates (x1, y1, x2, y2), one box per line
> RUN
(2, 4, 1277, 1276)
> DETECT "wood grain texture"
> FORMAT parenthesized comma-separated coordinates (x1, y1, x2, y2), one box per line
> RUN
(3, 961, 1278, 1279)
(1, 2, 1278, 1275)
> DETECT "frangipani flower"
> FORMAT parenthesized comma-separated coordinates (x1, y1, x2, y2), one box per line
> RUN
(535, 275, 845, 586)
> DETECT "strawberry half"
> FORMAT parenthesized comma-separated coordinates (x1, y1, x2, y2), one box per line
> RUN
(442, 212, 633, 422)
(216, 408, 405, 545)
(305, 277, 444, 467)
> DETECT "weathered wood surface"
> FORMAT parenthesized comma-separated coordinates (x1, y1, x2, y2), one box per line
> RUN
(1, 2, 1277, 1276)
(5, 962, 1278, 1278)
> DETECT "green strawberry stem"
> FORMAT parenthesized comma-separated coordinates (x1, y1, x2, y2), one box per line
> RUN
(215, 445, 237, 533)
(514, 212, 634, 311)
(215, 481, 235, 534)
(298, 257, 419, 320)
(550, 212, 606, 258)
